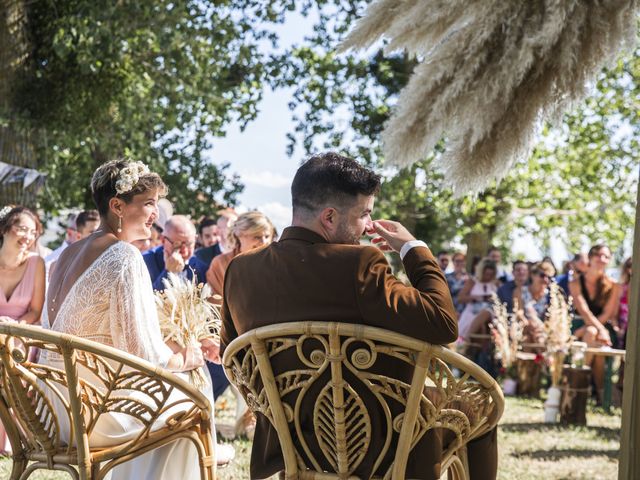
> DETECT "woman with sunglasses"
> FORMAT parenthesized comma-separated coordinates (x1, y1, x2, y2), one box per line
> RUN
(0, 205, 46, 453)
(513, 261, 555, 346)
(569, 244, 620, 403)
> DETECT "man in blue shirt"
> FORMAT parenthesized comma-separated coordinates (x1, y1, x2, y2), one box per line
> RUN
(497, 260, 530, 312)
(143, 215, 208, 291)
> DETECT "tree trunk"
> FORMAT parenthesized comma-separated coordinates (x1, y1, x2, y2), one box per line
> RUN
(464, 230, 490, 273)
(0, 0, 41, 208)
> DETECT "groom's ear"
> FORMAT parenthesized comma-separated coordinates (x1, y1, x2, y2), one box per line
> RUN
(319, 207, 338, 231)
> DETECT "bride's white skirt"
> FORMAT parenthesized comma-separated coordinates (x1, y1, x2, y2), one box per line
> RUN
(39, 356, 215, 480)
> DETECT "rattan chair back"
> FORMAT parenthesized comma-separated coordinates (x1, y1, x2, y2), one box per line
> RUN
(0, 322, 215, 480)
(223, 322, 504, 480)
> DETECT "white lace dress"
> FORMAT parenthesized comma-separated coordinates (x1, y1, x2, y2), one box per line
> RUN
(41, 241, 213, 480)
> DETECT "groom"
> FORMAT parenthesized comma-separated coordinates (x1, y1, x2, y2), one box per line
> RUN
(220, 152, 497, 480)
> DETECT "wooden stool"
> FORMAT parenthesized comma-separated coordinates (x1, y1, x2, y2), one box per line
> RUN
(516, 352, 542, 397)
(560, 366, 591, 425)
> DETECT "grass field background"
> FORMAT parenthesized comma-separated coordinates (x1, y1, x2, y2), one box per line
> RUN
(0, 395, 620, 479)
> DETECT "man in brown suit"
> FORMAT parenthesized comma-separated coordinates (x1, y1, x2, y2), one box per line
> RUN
(220, 152, 497, 479)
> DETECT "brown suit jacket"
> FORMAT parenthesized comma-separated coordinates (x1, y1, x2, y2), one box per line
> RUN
(221, 226, 458, 479)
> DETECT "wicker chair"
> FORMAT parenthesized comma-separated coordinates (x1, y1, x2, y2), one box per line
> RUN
(0, 322, 215, 480)
(223, 322, 504, 480)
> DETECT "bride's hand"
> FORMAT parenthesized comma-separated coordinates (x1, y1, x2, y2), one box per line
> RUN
(182, 344, 205, 371)
(200, 337, 221, 364)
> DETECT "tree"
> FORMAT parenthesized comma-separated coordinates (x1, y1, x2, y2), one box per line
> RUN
(2, 0, 282, 216)
(271, 1, 638, 258)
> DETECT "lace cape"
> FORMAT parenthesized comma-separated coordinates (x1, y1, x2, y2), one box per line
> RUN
(43, 241, 172, 367)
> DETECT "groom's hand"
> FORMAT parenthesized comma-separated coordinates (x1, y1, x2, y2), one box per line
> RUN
(368, 220, 416, 253)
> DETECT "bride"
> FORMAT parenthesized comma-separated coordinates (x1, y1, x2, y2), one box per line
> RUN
(43, 159, 218, 479)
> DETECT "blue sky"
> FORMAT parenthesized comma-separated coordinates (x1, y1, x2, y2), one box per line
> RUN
(208, 87, 299, 235)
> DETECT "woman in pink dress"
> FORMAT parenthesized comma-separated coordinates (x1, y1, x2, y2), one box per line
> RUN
(0, 205, 46, 453)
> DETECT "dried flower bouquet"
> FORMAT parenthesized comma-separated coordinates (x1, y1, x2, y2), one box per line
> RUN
(155, 273, 222, 389)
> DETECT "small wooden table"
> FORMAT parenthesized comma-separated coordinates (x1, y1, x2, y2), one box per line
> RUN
(586, 347, 626, 412)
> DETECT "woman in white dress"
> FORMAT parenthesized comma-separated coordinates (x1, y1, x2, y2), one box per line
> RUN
(42, 159, 218, 479)
(457, 258, 499, 341)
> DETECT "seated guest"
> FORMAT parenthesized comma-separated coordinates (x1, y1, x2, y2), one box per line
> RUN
(215, 208, 238, 253)
(556, 252, 588, 295)
(142, 215, 208, 291)
(207, 211, 276, 301)
(206, 210, 276, 438)
(487, 246, 511, 285)
(616, 257, 631, 349)
(457, 258, 499, 341)
(221, 153, 496, 480)
(48, 210, 101, 279)
(194, 217, 221, 267)
(149, 222, 163, 249)
(75, 209, 100, 240)
(513, 261, 554, 346)
(437, 250, 451, 272)
(569, 244, 620, 403)
(497, 260, 530, 312)
(445, 252, 469, 314)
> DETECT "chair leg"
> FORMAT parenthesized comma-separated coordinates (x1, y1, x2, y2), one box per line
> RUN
(9, 457, 27, 480)
(457, 446, 470, 480)
(198, 429, 216, 480)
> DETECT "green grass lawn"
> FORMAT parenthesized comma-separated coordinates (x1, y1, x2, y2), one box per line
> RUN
(0, 395, 621, 479)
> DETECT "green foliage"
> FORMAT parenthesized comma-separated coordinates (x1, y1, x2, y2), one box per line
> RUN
(6, 0, 280, 216)
(269, 1, 638, 256)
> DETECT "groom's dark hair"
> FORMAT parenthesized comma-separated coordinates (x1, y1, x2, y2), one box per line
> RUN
(291, 152, 380, 216)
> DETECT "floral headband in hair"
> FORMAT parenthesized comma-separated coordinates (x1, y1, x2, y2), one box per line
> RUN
(115, 161, 151, 195)
(0, 206, 12, 222)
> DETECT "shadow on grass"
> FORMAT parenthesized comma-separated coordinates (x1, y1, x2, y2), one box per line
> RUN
(500, 423, 620, 441)
(511, 448, 619, 460)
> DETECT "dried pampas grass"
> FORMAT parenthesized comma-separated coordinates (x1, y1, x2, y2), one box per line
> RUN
(340, 0, 639, 194)
(155, 273, 222, 389)
(490, 294, 524, 373)
(544, 281, 573, 386)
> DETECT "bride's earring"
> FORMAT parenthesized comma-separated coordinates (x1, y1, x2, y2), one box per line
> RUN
(117, 216, 122, 233)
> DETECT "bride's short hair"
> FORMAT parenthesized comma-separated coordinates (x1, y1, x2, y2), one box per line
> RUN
(91, 159, 167, 216)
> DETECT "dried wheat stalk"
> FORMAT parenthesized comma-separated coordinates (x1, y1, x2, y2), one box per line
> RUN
(341, 0, 639, 194)
(490, 294, 524, 373)
(155, 273, 222, 389)
(544, 281, 573, 386)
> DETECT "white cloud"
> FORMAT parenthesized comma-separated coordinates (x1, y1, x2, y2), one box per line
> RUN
(240, 170, 292, 189)
(255, 201, 292, 235)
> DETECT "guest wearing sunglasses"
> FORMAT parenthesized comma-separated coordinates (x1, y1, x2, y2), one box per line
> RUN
(512, 261, 555, 346)
(142, 215, 208, 292)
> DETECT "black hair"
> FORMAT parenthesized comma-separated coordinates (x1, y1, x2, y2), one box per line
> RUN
(75, 209, 100, 230)
(291, 152, 381, 215)
(198, 217, 217, 235)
